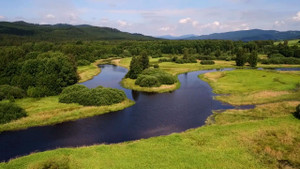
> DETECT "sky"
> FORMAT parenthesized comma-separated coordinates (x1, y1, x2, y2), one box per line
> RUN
(0, 0, 300, 36)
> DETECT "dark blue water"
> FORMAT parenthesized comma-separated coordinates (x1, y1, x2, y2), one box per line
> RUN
(0, 65, 253, 162)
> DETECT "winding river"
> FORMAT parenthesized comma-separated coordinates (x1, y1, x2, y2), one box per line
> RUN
(1, 65, 298, 161)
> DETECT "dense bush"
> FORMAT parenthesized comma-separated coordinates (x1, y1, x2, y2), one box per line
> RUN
(0, 102, 27, 124)
(198, 56, 216, 60)
(153, 64, 159, 68)
(175, 58, 197, 64)
(200, 60, 215, 65)
(27, 86, 56, 98)
(261, 57, 300, 65)
(32, 156, 70, 169)
(135, 68, 177, 87)
(294, 104, 300, 119)
(0, 85, 26, 101)
(135, 75, 161, 87)
(77, 59, 91, 66)
(59, 85, 126, 106)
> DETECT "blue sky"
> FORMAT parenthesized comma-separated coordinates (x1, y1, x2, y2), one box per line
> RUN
(0, 0, 300, 36)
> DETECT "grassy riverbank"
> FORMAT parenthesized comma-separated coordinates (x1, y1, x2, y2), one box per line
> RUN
(1, 101, 299, 168)
(0, 97, 134, 133)
(200, 69, 300, 105)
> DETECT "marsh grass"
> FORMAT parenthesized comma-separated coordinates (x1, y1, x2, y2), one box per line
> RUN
(0, 97, 134, 133)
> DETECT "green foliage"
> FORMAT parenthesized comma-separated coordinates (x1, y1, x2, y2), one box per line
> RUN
(77, 59, 91, 66)
(153, 64, 159, 68)
(198, 56, 217, 60)
(0, 85, 26, 101)
(248, 51, 258, 67)
(59, 85, 126, 106)
(200, 60, 215, 65)
(135, 68, 177, 87)
(235, 48, 247, 66)
(27, 86, 56, 98)
(261, 57, 300, 65)
(32, 156, 70, 169)
(0, 102, 27, 124)
(268, 53, 285, 58)
(125, 56, 144, 79)
(140, 50, 149, 70)
(294, 104, 300, 119)
(135, 75, 161, 87)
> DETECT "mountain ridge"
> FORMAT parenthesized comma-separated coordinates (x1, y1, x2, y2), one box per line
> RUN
(0, 21, 156, 41)
(159, 29, 300, 41)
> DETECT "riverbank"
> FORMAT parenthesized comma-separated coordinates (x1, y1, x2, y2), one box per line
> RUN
(199, 69, 300, 105)
(0, 97, 134, 133)
(1, 102, 299, 168)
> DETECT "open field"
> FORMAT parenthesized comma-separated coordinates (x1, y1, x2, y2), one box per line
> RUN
(0, 97, 134, 133)
(200, 69, 300, 105)
(274, 39, 300, 46)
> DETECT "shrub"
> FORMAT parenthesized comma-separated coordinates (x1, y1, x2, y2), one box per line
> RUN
(198, 56, 216, 60)
(0, 102, 27, 124)
(0, 85, 26, 101)
(31, 156, 70, 169)
(59, 85, 126, 106)
(261, 57, 300, 65)
(135, 68, 177, 87)
(153, 64, 159, 68)
(77, 59, 91, 66)
(27, 86, 55, 98)
(200, 60, 215, 65)
(294, 104, 300, 119)
(135, 75, 161, 87)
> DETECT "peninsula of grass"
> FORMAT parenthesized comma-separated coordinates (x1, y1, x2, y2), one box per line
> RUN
(121, 78, 180, 93)
(0, 97, 134, 133)
(200, 69, 300, 105)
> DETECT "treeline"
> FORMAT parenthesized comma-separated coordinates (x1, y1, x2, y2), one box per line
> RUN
(1, 39, 300, 97)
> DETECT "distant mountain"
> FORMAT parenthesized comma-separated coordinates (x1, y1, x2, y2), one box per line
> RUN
(186, 29, 300, 41)
(0, 21, 156, 41)
(157, 34, 196, 40)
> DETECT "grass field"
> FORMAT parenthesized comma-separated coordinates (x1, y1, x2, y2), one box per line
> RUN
(0, 97, 134, 133)
(200, 69, 300, 105)
(274, 39, 300, 46)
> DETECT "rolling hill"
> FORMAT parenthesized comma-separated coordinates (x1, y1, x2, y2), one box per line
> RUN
(160, 29, 300, 41)
(0, 21, 156, 41)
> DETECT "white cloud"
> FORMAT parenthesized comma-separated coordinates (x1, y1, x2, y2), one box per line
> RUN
(45, 14, 55, 19)
(274, 20, 285, 26)
(117, 20, 129, 27)
(0, 15, 5, 19)
(292, 11, 300, 21)
(179, 17, 192, 24)
(159, 26, 171, 31)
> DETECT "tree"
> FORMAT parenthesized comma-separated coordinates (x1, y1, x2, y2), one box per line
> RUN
(125, 56, 143, 79)
(248, 51, 258, 67)
(140, 50, 149, 69)
(215, 49, 221, 58)
(183, 48, 189, 60)
(235, 48, 247, 66)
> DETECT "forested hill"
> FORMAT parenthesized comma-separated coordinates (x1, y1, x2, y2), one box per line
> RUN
(0, 21, 156, 42)
(187, 29, 300, 41)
